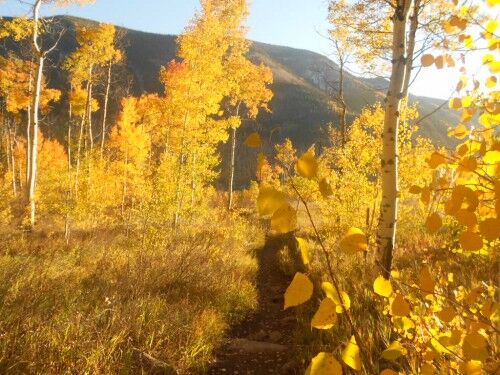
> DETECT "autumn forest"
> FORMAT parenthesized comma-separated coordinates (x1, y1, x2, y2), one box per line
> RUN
(0, 0, 499, 374)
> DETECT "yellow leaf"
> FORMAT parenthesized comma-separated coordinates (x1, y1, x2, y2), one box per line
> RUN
(435, 55, 444, 69)
(342, 336, 361, 371)
(479, 218, 500, 241)
(381, 341, 407, 361)
(393, 316, 415, 331)
(425, 213, 442, 234)
(461, 96, 473, 108)
(322, 282, 351, 313)
(454, 209, 477, 228)
(437, 306, 456, 323)
(483, 53, 494, 65)
(420, 363, 436, 375)
(486, 76, 497, 88)
(380, 370, 399, 375)
(391, 294, 411, 316)
(305, 352, 342, 375)
(297, 151, 318, 179)
(409, 185, 422, 194)
(427, 151, 446, 169)
(319, 178, 333, 198)
(244, 132, 261, 148)
(311, 298, 338, 329)
(459, 231, 483, 251)
(486, 19, 499, 34)
(419, 266, 435, 295)
(490, 61, 500, 74)
(390, 270, 401, 279)
(296, 237, 310, 265)
(420, 187, 431, 205)
(484, 150, 500, 164)
(461, 360, 482, 375)
(433, 330, 461, 353)
(462, 332, 488, 361)
(339, 227, 368, 253)
(449, 97, 462, 109)
(256, 186, 286, 217)
(479, 112, 499, 128)
(448, 124, 469, 139)
(284, 272, 313, 309)
(373, 276, 393, 297)
(421, 54, 434, 67)
(458, 157, 478, 174)
(271, 203, 297, 233)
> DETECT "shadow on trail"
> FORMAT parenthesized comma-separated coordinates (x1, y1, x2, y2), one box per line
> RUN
(207, 234, 301, 375)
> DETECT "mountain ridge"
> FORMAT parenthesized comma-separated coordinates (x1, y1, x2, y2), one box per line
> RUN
(0, 15, 459, 186)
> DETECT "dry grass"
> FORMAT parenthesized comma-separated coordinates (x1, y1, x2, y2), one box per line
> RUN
(0, 210, 264, 374)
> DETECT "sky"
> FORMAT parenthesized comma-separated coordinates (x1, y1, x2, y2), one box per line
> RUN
(1, 0, 459, 99)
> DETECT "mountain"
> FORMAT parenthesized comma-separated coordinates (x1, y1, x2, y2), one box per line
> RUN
(1, 15, 459, 186)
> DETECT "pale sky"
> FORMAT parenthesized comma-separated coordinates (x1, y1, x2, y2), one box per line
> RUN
(1, 0, 460, 99)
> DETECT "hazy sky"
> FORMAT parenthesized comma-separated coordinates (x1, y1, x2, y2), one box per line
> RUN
(1, 0, 458, 99)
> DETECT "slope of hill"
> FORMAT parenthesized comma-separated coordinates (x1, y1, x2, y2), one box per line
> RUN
(0, 15, 459, 185)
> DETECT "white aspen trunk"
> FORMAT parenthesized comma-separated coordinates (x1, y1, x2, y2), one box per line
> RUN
(228, 104, 241, 210)
(27, 54, 44, 228)
(100, 62, 112, 159)
(87, 65, 94, 152)
(402, 0, 420, 98)
(338, 59, 347, 147)
(26, 63, 33, 187)
(173, 147, 186, 227)
(173, 112, 189, 228)
(7, 123, 17, 197)
(68, 81, 73, 170)
(190, 152, 197, 208)
(376, 0, 413, 278)
(121, 150, 129, 219)
(26, 0, 43, 228)
(3, 126, 13, 194)
(228, 126, 237, 210)
(74, 78, 91, 196)
(74, 110, 86, 196)
(65, 82, 73, 244)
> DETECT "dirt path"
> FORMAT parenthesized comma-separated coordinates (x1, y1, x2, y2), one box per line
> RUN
(207, 235, 299, 375)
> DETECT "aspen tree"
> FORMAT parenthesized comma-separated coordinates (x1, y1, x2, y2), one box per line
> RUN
(25, 0, 93, 228)
(377, 0, 415, 277)
(161, 0, 257, 225)
(224, 38, 273, 209)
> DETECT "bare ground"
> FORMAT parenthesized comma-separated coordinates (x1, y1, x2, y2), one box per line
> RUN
(207, 235, 300, 375)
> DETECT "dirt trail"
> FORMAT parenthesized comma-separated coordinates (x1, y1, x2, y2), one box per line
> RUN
(207, 235, 299, 375)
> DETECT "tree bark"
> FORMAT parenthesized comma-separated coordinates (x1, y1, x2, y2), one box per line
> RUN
(228, 126, 237, 210)
(68, 81, 73, 170)
(100, 62, 112, 159)
(27, 53, 44, 228)
(74, 78, 91, 196)
(227, 104, 241, 210)
(87, 64, 94, 152)
(190, 152, 197, 209)
(173, 147, 186, 227)
(173, 109, 190, 227)
(26, 62, 33, 187)
(6, 121, 17, 196)
(338, 59, 347, 146)
(376, 0, 413, 278)
(402, 0, 420, 98)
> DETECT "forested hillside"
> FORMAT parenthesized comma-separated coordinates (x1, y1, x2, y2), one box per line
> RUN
(1, 15, 459, 146)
